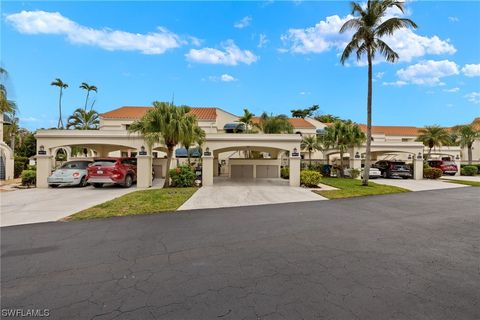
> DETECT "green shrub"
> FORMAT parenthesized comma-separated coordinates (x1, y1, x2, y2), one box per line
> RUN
(21, 169, 36, 187)
(461, 165, 478, 176)
(300, 170, 322, 187)
(280, 167, 289, 179)
(14, 156, 28, 178)
(27, 164, 36, 171)
(349, 168, 361, 179)
(169, 165, 196, 187)
(423, 167, 443, 179)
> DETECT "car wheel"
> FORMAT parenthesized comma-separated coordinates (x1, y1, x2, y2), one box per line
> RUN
(79, 176, 87, 187)
(49, 184, 59, 188)
(123, 175, 133, 188)
(93, 183, 103, 188)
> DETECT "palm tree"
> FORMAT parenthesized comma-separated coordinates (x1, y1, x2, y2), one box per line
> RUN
(238, 108, 254, 133)
(129, 101, 197, 188)
(0, 68, 17, 114)
(255, 112, 293, 134)
(340, 0, 417, 185)
(66, 108, 100, 130)
(454, 125, 479, 164)
(301, 135, 322, 168)
(79, 82, 98, 111)
(180, 116, 205, 165)
(51, 78, 69, 128)
(416, 125, 452, 160)
(323, 120, 366, 177)
(4, 110, 19, 152)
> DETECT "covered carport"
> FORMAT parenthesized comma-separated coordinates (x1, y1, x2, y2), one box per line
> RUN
(201, 134, 302, 187)
(34, 130, 161, 188)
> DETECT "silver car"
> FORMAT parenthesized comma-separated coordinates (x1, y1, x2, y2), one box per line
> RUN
(48, 160, 93, 188)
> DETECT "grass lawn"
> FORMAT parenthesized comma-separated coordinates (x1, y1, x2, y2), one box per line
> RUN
(442, 179, 480, 187)
(314, 177, 409, 199)
(68, 187, 197, 221)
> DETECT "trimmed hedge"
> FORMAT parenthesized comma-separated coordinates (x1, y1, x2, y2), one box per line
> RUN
(349, 168, 361, 179)
(461, 165, 478, 176)
(21, 169, 36, 187)
(280, 167, 289, 179)
(14, 156, 28, 178)
(300, 170, 322, 187)
(423, 167, 443, 179)
(461, 164, 480, 174)
(169, 165, 196, 187)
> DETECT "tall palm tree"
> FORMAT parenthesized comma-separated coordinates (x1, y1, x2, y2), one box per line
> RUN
(323, 120, 366, 177)
(66, 108, 100, 130)
(255, 112, 293, 134)
(129, 101, 197, 188)
(454, 125, 479, 164)
(340, 0, 417, 185)
(238, 108, 254, 133)
(301, 135, 322, 168)
(51, 78, 69, 128)
(4, 110, 19, 152)
(180, 115, 205, 165)
(416, 125, 452, 160)
(79, 82, 98, 111)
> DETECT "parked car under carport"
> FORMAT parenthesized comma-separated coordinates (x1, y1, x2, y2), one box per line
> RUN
(48, 160, 93, 188)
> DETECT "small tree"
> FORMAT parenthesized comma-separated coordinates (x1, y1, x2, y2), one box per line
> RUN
(238, 108, 254, 133)
(416, 125, 452, 160)
(255, 112, 293, 134)
(66, 108, 100, 130)
(301, 135, 322, 168)
(454, 125, 479, 165)
(51, 78, 69, 129)
(291, 105, 319, 119)
(129, 102, 198, 188)
(323, 120, 366, 177)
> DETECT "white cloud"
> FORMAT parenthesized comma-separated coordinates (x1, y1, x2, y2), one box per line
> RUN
(234, 16, 252, 29)
(376, 72, 385, 79)
(461, 64, 480, 77)
(396, 60, 459, 86)
(382, 80, 407, 87)
(258, 33, 269, 48)
(465, 92, 480, 104)
(443, 87, 460, 93)
(186, 40, 258, 66)
(448, 16, 459, 23)
(6, 10, 189, 54)
(299, 91, 310, 95)
(280, 14, 456, 63)
(20, 116, 40, 122)
(207, 74, 237, 82)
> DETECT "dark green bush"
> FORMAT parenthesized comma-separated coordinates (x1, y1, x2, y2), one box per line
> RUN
(14, 156, 28, 178)
(300, 170, 322, 187)
(21, 169, 36, 187)
(280, 167, 289, 179)
(423, 167, 443, 179)
(461, 165, 478, 176)
(348, 168, 361, 179)
(169, 165, 196, 187)
(320, 165, 332, 177)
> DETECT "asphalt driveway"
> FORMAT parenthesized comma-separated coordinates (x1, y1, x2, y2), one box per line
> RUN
(1, 188, 478, 319)
(179, 177, 326, 210)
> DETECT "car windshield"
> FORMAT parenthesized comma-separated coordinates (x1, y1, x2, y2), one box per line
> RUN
(92, 160, 116, 167)
(60, 161, 91, 169)
(392, 164, 408, 170)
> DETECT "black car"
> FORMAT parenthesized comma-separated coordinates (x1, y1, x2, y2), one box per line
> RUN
(373, 160, 412, 179)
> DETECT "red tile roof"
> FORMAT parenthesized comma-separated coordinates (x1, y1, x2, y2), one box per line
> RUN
(100, 106, 217, 121)
(357, 124, 421, 136)
(250, 117, 315, 128)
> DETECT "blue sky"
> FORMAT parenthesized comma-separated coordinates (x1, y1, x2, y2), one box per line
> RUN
(2, 0, 479, 130)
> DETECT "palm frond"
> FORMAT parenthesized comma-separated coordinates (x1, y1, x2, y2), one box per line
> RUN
(375, 38, 399, 62)
(376, 17, 417, 37)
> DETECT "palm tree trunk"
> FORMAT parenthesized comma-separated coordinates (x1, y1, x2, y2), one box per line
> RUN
(362, 49, 373, 186)
(57, 88, 64, 129)
(339, 150, 344, 178)
(186, 146, 191, 165)
(468, 145, 472, 165)
(84, 90, 90, 110)
(426, 147, 432, 161)
(309, 150, 312, 168)
(164, 147, 174, 188)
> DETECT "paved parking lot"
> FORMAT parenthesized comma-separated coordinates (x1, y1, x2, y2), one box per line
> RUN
(374, 178, 468, 191)
(1, 188, 479, 319)
(178, 177, 326, 210)
(0, 180, 164, 227)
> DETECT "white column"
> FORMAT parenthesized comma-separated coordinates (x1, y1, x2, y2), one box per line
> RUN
(36, 155, 53, 188)
(289, 156, 301, 187)
(413, 158, 423, 180)
(202, 155, 214, 186)
(455, 160, 461, 176)
(136, 155, 152, 188)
